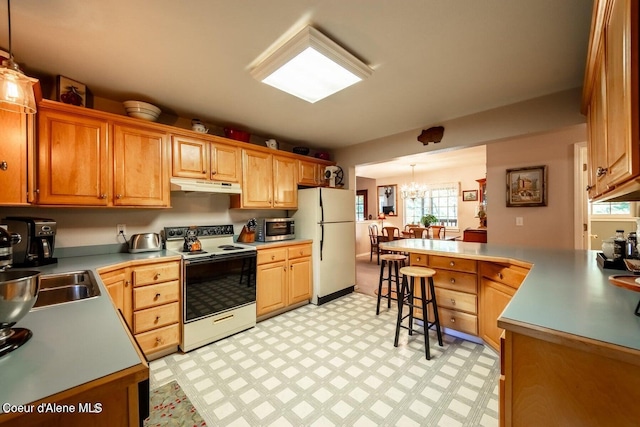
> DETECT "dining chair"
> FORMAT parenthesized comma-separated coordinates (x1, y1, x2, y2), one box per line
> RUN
(409, 227, 429, 239)
(430, 225, 445, 239)
(382, 226, 400, 240)
(368, 224, 381, 264)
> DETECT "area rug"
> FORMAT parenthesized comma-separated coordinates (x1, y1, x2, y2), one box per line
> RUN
(144, 380, 207, 427)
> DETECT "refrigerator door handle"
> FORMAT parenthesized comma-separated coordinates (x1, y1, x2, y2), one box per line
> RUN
(320, 223, 324, 261)
(319, 188, 324, 223)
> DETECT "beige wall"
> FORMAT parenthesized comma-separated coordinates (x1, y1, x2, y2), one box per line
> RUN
(356, 176, 378, 220)
(486, 124, 586, 249)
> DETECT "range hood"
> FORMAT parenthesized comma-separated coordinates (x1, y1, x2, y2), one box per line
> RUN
(170, 178, 241, 194)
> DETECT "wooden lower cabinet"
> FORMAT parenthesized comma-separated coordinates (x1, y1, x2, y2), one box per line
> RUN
(132, 260, 181, 356)
(501, 329, 640, 426)
(409, 254, 479, 335)
(478, 261, 530, 351)
(100, 258, 182, 359)
(98, 266, 133, 327)
(256, 243, 312, 318)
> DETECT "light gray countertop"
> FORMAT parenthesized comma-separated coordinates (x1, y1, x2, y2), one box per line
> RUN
(0, 251, 179, 411)
(380, 239, 640, 352)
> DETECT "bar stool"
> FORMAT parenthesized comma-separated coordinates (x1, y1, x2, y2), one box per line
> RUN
(376, 253, 407, 315)
(394, 266, 443, 360)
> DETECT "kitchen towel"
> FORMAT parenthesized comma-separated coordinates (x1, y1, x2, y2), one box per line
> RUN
(144, 380, 206, 427)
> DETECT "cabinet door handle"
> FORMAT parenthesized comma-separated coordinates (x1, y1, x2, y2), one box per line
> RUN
(155, 316, 160, 323)
(271, 255, 275, 260)
(116, 194, 122, 199)
(416, 257, 421, 262)
(211, 170, 217, 175)
(283, 266, 287, 271)
(154, 273, 161, 280)
(450, 278, 456, 284)
(155, 293, 161, 299)
(0, 160, 7, 171)
(156, 337, 163, 344)
(585, 185, 593, 191)
(450, 298, 456, 305)
(596, 166, 608, 177)
(449, 261, 455, 267)
(450, 317, 456, 323)
(125, 280, 130, 287)
(99, 193, 107, 199)
(498, 272, 503, 280)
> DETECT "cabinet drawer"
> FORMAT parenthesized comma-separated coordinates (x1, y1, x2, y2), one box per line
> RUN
(133, 301, 180, 334)
(429, 255, 477, 273)
(133, 262, 180, 287)
(480, 262, 529, 289)
(288, 244, 312, 259)
(133, 280, 180, 310)
(409, 253, 429, 266)
(432, 269, 477, 294)
(135, 323, 180, 354)
(437, 307, 478, 335)
(257, 247, 287, 264)
(435, 288, 477, 314)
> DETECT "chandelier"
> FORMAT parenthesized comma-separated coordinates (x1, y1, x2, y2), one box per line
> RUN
(400, 164, 427, 200)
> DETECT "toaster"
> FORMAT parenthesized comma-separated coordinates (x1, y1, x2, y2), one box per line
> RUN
(128, 233, 162, 253)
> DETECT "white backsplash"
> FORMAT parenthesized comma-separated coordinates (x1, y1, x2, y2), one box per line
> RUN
(1, 192, 289, 248)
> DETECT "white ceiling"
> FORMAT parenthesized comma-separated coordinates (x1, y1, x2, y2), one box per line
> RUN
(5, 0, 591, 150)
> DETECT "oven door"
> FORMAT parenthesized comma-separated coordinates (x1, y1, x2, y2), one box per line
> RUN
(183, 251, 256, 323)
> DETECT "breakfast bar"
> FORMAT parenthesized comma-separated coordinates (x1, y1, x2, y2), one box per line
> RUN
(380, 238, 640, 426)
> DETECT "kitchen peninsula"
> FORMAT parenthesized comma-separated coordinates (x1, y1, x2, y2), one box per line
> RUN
(380, 238, 640, 426)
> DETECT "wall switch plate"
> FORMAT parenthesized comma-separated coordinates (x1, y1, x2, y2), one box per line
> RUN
(117, 224, 126, 236)
(516, 217, 524, 226)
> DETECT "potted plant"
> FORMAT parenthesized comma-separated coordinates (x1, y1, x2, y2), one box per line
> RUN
(420, 214, 438, 227)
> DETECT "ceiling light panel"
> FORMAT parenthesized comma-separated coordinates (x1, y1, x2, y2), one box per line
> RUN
(251, 26, 372, 103)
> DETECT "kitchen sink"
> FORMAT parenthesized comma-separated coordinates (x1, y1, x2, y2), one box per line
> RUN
(33, 271, 101, 308)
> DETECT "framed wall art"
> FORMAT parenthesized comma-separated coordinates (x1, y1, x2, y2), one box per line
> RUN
(462, 190, 478, 201)
(56, 75, 87, 107)
(506, 165, 547, 207)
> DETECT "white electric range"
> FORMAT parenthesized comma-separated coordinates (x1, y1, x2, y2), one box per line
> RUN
(163, 225, 257, 352)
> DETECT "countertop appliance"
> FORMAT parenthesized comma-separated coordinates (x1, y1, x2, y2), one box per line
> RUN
(2, 217, 57, 267)
(128, 233, 162, 253)
(255, 217, 295, 242)
(163, 225, 257, 352)
(292, 188, 356, 305)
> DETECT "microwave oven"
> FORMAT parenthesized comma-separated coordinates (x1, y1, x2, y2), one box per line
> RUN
(256, 218, 295, 242)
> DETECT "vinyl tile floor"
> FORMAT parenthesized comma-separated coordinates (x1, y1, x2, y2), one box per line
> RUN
(149, 293, 500, 426)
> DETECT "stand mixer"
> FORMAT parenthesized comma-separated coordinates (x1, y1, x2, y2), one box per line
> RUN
(0, 226, 40, 357)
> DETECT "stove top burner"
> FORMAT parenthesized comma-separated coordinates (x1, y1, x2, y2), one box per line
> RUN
(0, 328, 33, 358)
(219, 245, 245, 250)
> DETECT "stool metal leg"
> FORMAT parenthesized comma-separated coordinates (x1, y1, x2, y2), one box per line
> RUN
(420, 277, 431, 360)
(429, 276, 444, 346)
(394, 274, 409, 347)
(376, 259, 387, 315)
(393, 260, 401, 309)
(408, 277, 414, 336)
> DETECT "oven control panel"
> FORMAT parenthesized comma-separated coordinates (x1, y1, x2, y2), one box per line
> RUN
(164, 225, 234, 240)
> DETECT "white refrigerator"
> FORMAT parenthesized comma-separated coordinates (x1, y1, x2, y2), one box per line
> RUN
(292, 187, 356, 305)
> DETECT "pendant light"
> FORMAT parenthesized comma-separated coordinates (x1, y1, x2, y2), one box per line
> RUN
(400, 164, 427, 200)
(0, 0, 37, 114)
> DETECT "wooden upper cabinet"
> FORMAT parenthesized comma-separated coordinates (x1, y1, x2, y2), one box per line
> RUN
(584, 0, 639, 200)
(37, 108, 110, 206)
(113, 124, 170, 207)
(273, 155, 297, 208)
(298, 159, 329, 187)
(171, 135, 209, 180)
(211, 141, 240, 183)
(171, 135, 240, 183)
(232, 149, 298, 209)
(37, 102, 170, 207)
(240, 149, 273, 208)
(602, 0, 637, 188)
(0, 110, 34, 205)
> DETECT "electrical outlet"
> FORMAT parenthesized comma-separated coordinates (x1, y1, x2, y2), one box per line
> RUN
(516, 217, 524, 226)
(117, 224, 126, 236)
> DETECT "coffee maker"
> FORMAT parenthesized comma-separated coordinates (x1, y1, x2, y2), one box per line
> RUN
(3, 217, 58, 267)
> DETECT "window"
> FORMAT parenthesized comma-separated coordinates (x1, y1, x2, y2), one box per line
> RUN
(590, 201, 633, 217)
(404, 183, 459, 228)
(356, 190, 368, 221)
